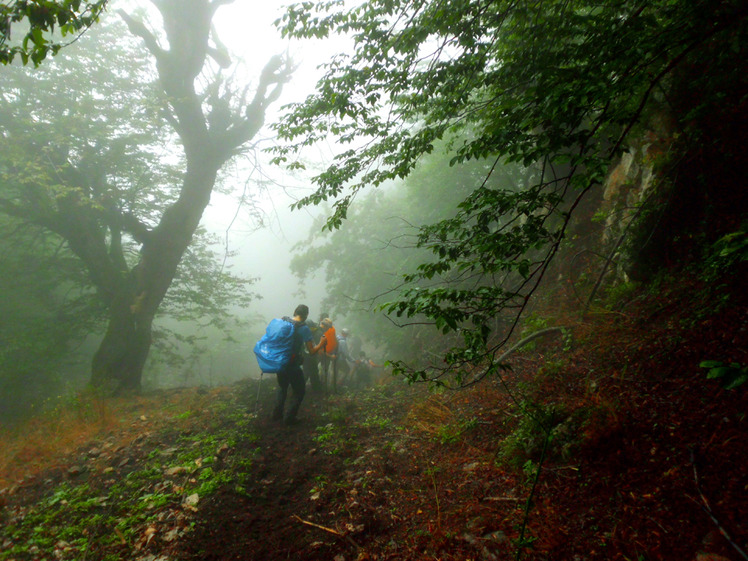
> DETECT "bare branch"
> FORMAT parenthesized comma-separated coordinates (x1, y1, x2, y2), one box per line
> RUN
(117, 10, 164, 62)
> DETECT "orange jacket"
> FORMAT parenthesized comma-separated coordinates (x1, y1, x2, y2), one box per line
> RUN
(323, 326, 337, 354)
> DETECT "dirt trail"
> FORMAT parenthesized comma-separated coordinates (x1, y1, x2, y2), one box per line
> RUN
(175, 389, 374, 561)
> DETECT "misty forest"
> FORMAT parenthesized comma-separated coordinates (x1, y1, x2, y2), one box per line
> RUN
(0, 1, 746, 560)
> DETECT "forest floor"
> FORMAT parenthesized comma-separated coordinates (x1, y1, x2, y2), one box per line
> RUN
(1, 276, 747, 561)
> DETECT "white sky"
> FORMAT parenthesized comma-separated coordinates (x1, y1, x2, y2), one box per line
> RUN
(208, 1, 349, 321)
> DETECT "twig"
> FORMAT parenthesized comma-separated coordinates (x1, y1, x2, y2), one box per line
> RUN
(292, 515, 361, 550)
(690, 450, 748, 560)
(292, 515, 341, 535)
(515, 423, 552, 561)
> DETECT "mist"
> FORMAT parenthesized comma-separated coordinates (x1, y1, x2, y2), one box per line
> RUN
(1, 2, 746, 560)
(0, 0, 346, 421)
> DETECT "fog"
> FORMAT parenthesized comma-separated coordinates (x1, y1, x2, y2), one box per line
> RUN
(205, 0, 347, 318)
(0, 0, 353, 421)
(0, 0, 483, 420)
(189, 2, 344, 386)
(136, 0, 346, 388)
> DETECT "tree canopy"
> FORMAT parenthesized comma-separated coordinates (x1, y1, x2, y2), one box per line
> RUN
(274, 0, 747, 384)
(0, 11, 261, 417)
(291, 141, 533, 366)
(0, 0, 108, 65)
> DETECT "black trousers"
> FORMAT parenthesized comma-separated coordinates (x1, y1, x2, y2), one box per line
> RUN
(272, 363, 306, 422)
(303, 353, 323, 392)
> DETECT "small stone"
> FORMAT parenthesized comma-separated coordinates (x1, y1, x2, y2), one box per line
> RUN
(183, 493, 199, 507)
(67, 465, 84, 477)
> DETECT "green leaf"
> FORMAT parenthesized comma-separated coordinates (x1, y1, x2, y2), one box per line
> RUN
(706, 366, 733, 380)
(724, 374, 748, 391)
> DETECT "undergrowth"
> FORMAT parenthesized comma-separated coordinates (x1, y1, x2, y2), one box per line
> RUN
(0, 387, 259, 561)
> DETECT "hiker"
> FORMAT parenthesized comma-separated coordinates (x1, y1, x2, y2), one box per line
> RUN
(302, 317, 325, 393)
(319, 317, 337, 393)
(333, 328, 356, 389)
(271, 304, 327, 425)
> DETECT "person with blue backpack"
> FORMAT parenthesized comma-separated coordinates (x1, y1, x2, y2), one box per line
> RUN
(254, 304, 327, 425)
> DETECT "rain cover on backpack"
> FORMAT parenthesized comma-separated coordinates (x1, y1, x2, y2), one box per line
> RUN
(253, 317, 298, 373)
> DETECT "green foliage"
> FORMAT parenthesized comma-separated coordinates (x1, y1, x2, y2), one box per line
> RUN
(361, 414, 393, 430)
(603, 280, 641, 310)
(0, 400, 262, 560)
(0, 12, 261, 398)
(274, 0, 745, 386)
(498, 403, 557, 470)
(0, 216, 102, 424)
(702, 229, 748, 282)
(495, 400, 610, 469)
(313, 423, 339, 444)
(518, 314, 549, 352)
(700, 360, 748, 390)
(435, 416, 477, 445)
(290, 139, 528, 364)
(0, 1, 108, 66)
(196, 466, 233, 496)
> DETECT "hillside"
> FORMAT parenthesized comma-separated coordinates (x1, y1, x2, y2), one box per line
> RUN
(1, 276, 746, 561)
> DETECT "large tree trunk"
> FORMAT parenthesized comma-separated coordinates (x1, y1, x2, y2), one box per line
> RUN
(86, 1, 291, 393)
(91, 293, 153, 393)
(91, 162, 220, 392)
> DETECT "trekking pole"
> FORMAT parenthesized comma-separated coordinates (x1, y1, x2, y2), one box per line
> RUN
(254, 372, 263, 416)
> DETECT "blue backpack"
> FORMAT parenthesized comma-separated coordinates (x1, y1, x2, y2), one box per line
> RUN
(253, 317, 299, 373)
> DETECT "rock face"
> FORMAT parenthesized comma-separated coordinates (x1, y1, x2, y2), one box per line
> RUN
(598, 111, 675, 281)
